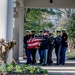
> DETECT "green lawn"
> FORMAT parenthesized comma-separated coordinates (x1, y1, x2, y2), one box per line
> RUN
(66, 51, 75, 59)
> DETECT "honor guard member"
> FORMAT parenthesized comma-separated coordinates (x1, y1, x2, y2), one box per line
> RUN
(47, 31, 55, 65)
(23, 30, 30, 56)
(31, 30, 38, 37)
(31, 30, 37, 64)
(39, 30, 43, 37)
(40, 30, 48, 66)
(55, 30, 62, 65)
(23, 30, 31, 64)
(38, 30, 44, 64)
(61, 29, 68, 65)
(46, 30, 50, 36)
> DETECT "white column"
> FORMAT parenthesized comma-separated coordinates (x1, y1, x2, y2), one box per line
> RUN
(13, 18, 19, 61)
(0, 0, 8, 39)
(13, 8, 24, 61)
(13, 1, 20, 61)
(6, 0, 14, 63)
(19, 8, 24, 59)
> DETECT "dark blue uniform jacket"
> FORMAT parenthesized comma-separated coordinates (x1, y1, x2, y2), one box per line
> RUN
(55, 35, 62, 48)
(62, 33, 68, 47)
(40, 35, 48, 50)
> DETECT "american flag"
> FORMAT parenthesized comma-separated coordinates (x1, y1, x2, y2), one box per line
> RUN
(27, 37, 43, 49)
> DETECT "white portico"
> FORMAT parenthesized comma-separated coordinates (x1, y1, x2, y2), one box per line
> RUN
(0, 0, 75, 63)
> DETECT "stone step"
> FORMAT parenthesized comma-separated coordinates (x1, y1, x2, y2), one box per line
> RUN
(48, 72, 75, 75)
(41, 66, 75, 70)
(48, 70, 75, 73)
(41, 66, 75, 73)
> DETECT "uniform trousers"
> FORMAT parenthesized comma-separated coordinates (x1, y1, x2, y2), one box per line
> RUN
(47, 45, 54, 64)
(27, 50, 31, 63)
(31, 49, 37, 63)
(55, 45, 61, 65)
(61, 47, 67, 65)
(41, 49, 47, 64)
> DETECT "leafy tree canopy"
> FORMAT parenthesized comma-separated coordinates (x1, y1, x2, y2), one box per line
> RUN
(64, 13, 75, 40)
(24, 8, 58, 34)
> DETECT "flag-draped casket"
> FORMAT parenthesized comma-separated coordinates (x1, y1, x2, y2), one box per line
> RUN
(27, 37, 43, 49)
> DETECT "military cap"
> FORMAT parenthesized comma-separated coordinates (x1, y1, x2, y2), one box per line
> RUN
(39, 30, 43, 32)
(62, 29, 66, 31)
(26, 30, 30, 32)
(43, 30, 47, 33)
(31, 30, 36, 32)
(46, 30, 49, 33)
(56, 30, 61, 33)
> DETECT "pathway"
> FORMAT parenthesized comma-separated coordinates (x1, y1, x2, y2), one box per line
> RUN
(20, 50, 75, 75)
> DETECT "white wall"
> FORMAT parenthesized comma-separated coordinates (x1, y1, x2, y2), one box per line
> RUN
(0, 0, 8, 39)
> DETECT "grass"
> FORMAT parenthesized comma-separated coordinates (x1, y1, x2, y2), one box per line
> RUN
(66, 51, 75, 59)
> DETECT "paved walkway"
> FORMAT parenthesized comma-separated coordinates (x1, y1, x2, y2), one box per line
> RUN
(20, 51, 75, 74)
(19, 59, 75, 74)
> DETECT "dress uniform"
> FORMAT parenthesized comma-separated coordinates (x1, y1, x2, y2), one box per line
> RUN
(31, 30, 37, 64)
(47, 32, 55, 65)
(40, 30, 48, 66)
(61, 29, 68, 65)
(38, 30, 44, 64)
(23, 30, 31, 64)
(55, 30, 62, 65)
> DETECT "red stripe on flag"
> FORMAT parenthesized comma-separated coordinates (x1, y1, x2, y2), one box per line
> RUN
(27, 38, 43, 49)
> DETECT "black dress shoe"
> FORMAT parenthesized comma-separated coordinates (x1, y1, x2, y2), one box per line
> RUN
(31, 62, 35, 65)
(61, 63, 65, 65)
(39, 61, 43, 64)
(50, 61, 53, 64)
(55, 63, 60, 65)
(39, 62, 42, 64)
(25, 62, 30, 64)
(42, 64, 46, 66)
(47, 64, 51, 66)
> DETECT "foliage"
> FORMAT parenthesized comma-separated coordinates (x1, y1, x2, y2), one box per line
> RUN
(40, 22, 54, 30)
(24, 8, 62, 34)
(64, 13, 75, 40)
(24, 8, 43, 22)
(24, 8, 44, 34)
(24, 8, 75, 38)
(0, 63, 48, 74)
(24, 21, 42, 34)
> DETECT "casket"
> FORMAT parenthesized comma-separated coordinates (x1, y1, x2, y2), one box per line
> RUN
(27, 37, 43, 49)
